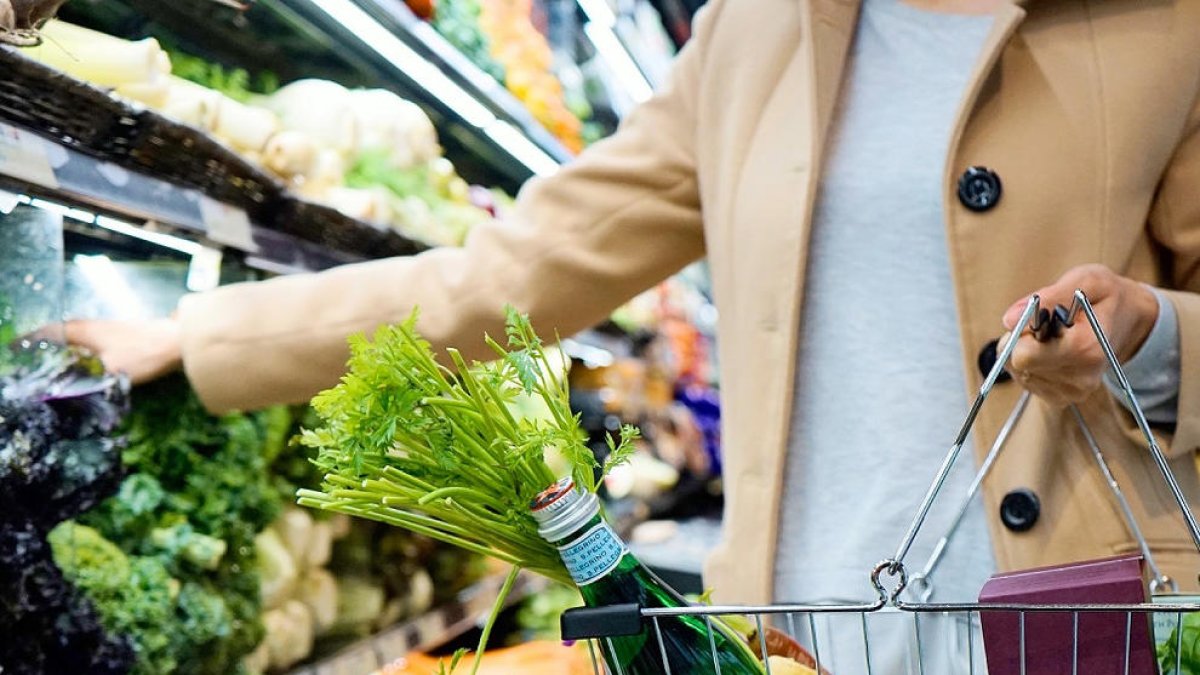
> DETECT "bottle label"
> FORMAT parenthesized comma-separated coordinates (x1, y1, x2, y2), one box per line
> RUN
(558, 522, 627, 586)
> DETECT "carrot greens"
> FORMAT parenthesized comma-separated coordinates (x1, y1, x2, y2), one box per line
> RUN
(297, 307, 638, 631)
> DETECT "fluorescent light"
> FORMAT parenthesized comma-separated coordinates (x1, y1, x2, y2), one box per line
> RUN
(584, 22, 652, 104)
(73, 254, 148, 319)
(308, 0, 496, 128)
(308, 0, 564, 175)
(484, 121, 562, 177)
(29, 197, 103, 224)
(94, 215, 203, 256)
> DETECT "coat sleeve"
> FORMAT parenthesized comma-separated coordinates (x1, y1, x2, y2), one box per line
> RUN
(1142, 84, 1200, 459)
(177, 3, 726, 414)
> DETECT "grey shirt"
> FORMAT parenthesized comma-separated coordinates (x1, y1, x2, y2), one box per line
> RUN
(772, 0, 1180, 605)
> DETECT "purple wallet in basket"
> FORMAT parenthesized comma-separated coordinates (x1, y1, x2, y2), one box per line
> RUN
(979, 554, 1156, 675)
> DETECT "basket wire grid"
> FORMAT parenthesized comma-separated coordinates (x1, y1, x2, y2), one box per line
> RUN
(561, 290, 1200, 675)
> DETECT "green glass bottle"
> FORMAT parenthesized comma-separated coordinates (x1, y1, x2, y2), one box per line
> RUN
(531, 478, 765, 674)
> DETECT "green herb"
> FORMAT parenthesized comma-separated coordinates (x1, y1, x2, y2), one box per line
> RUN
(168, 50, 278, 103)
(436, 648, 469, 675)
(298, 306, 639, 670)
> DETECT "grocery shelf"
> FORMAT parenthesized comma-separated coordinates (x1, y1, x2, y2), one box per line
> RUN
(0, 119, 342, 272)
(279, 0, 571, 183)
(288, 570, 550, 674)
(0, 113, 425, 274)
(57, 0, 571, 192)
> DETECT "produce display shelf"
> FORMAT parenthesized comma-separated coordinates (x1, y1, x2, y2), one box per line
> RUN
(0, 44, 431, 266)
(0, 118, 423, 273)
(275, 0, 570, 187)
(287, 570, 550, 675)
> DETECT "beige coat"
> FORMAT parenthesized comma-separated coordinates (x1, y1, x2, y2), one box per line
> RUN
(180, 0, 1200, 603)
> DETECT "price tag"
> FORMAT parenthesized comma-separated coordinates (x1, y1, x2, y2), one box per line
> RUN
(199, 196, 258, 252)
(186, 246, 223, 292)
(0, 188, 21, 214)
(0, 123, 58, 189)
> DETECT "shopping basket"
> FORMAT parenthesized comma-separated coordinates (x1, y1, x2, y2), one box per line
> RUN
(560, 290, 1200, 674)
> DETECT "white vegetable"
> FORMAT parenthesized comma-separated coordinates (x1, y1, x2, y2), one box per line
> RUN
(255, 528, 298, 610)
(404, 569, 435, 617)
(263, 600, 315, 670)
(241, 641, 270, 675)
(320, 187, 393, 228)
(330, 576, 386, 636)
(262, 130, 318, 180)
(304, 521, 333, 569)
(350, 89, 440, 168)
(327, 513, 353, 540)
(210, 96, 279, 153)
(264, 79, 359, 157)
(114, 81, 169, 108)
(295, 149, 347, 200)
(25, 21, 170, 87)
(297, 568, 339, 635)
(160, 77, 221, 128)
(272, 507, 314, 566)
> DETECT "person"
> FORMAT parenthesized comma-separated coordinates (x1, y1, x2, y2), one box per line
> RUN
(66, 0, 1200, 671)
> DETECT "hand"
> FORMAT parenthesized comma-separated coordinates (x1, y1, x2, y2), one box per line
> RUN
(999, 264, 1159, 408)
(61, 317, 184, 385)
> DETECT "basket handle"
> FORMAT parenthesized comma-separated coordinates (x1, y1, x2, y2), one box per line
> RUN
(876, 290, 1200, 604)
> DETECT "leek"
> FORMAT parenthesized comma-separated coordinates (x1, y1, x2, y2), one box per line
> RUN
(23, 20, 169, 88)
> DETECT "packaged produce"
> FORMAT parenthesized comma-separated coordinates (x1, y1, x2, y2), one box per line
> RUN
(0, 347, 134, 674)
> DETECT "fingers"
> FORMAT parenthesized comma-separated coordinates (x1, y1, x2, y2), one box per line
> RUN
(1009, 322, 1105, 375)
(1002, 264, 1119, 330)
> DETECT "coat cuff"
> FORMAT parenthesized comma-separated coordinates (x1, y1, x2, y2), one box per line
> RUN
(1119, 288, 1200, 459)
(1103, 287, 1180, 424)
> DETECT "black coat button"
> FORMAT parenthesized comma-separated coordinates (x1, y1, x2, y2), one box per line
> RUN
(1000, 489, 1040, 532)
(977, 339, 1013, 383)
(958, 166, 1003, 212)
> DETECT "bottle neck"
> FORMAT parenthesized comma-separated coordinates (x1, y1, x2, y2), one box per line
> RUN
(531, 478, 630, 587)
(550, 512, 629, 587)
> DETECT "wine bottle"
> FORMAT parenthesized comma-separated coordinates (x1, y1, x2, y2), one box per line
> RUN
(532, 477, 765, 674)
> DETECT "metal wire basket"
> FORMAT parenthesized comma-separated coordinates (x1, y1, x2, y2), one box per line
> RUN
(561, 290, 1200, 675)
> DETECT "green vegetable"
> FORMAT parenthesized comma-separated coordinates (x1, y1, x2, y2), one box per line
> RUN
(1159, 612, 1200, 674)
(299, 307, 638, 583)
(432, 0, 506, 84)
(298, 307, 638, 672)
(76, 376, 287, 674)
(49, 522, 180, 675)
(168, 50, 278, 103)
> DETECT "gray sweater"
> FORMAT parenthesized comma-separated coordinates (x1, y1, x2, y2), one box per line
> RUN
(772, 0, 1180, 605)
